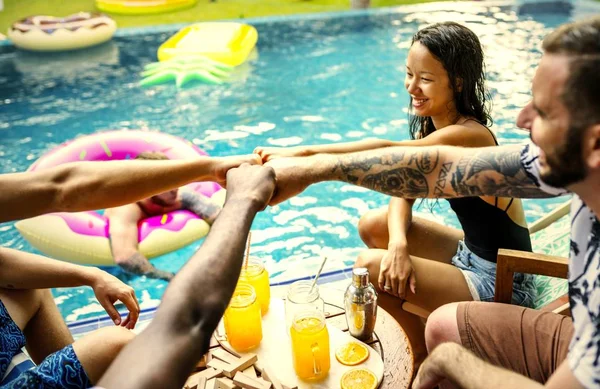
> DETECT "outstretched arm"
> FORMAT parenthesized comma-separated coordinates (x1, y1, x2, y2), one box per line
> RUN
(98, 163, 276, 389)
(254, 138, 398, 161)
(267, 144, 555, 205)
(0, 154, 259, 223)
(255, 123, 491, 162)
(107, 205, 175, 281)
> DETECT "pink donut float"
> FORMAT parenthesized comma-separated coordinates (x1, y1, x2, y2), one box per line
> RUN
(15, 130, 225, 266)
(8, 12, 117, 52)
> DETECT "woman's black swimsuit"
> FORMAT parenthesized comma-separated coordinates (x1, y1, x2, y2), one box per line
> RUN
(445, 125, 532, 261)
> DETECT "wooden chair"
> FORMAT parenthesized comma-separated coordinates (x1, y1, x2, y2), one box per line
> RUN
(495, 200, 571, 315)
(402, 200, 572, 319)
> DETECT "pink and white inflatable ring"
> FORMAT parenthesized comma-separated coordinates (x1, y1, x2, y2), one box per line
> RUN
(15, 130, 225, 266)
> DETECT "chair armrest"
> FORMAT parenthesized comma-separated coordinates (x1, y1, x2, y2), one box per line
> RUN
(528, 200, 571, 234)
(539, 294, 570, 315)
(494, 249, 569, 304)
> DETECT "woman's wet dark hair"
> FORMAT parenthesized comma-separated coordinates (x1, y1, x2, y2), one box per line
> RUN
(408, 22, 492, 139)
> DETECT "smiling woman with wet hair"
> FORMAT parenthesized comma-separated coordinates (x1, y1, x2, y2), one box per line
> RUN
(253, 22, 535, 362)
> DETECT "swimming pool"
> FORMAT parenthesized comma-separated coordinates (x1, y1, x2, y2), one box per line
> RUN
(0, 1, 576, 322)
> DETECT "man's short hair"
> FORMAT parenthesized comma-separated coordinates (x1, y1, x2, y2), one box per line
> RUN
(542, 16, 600, 131)
(135, 151, 169, 161)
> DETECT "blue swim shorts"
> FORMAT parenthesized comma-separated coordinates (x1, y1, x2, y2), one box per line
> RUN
(0, 300, 91, 389)
(451, 241, 537, 308)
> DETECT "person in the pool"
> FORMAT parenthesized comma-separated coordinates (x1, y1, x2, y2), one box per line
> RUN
(105, 152, 222, 281)
(255, 22, 535, 362)
(0, 152, 260, 388)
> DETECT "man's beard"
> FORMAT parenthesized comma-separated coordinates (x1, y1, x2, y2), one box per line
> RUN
(538, 125, 587, 188)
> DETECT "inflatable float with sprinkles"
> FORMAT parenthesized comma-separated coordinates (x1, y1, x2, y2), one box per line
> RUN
(15, 130, 225, 266)
(8, 12, 117, 52)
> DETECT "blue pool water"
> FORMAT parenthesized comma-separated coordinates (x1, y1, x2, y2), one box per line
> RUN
(0, 2, 573, 322)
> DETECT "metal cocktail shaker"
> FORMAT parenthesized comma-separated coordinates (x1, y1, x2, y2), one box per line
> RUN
(344, 267, 377, 341)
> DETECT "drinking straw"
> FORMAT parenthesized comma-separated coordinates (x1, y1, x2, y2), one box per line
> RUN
(244, 232, 252, 270)
(309, 256, 328, 294)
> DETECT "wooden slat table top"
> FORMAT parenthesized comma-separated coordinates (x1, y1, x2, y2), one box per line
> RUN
(209, 285, 414, 388)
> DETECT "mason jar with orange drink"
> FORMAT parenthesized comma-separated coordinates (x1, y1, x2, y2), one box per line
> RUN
(290, 310, 330, 381)
(223, 283, 262, 352)
(239, 256, 270, 315)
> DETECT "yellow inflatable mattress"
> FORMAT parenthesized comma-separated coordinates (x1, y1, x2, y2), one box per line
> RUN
(158, 22, 258, 66)
(96, 0, 197, 15)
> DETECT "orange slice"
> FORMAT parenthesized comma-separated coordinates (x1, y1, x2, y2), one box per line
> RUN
(335, 342, 370, 366)
(340, 367, 378, 389)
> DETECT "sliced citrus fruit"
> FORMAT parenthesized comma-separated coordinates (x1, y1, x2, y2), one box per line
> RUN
(340, 367, 378, 389)
(335, 342, 370, 366)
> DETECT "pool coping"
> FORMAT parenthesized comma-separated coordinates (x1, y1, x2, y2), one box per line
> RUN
(111, 0, 521, 36)
(68, 267, 353, 334)
(2, 0, 599, 48)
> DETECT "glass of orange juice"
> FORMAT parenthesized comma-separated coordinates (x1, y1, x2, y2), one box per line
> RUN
(239, 256, 270, 315)
(223, 283, 262, 352)
(290, 310, 330, 381)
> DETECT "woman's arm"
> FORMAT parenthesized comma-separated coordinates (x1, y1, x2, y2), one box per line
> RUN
(255, 139, 398, 161)
(388, 197, 414, 250)
(301, 138, 399, 155)
(307, 126, 490, 154)
(255, 124, 492, 162)
(380, 198, 417, 298)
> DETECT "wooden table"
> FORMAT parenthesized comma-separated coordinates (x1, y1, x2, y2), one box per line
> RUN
(317, 287, 414, 389)
(208, 286, 414, 389)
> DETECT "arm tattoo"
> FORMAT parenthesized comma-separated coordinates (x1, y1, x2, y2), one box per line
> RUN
(119, 252, 174, 281)
(332, 150, 437, 197)
(180, 191, 221, 224)
(449, 147, 552, 198)
(434, 162, 453, 197)
(363, 168, 429, 198)
(331, 146, 552, 199)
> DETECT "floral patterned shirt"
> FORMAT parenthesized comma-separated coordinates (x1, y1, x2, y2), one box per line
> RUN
(521, 143, 600, 388)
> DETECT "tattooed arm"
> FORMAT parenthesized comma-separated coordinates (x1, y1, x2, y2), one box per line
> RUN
(180, 190, 221, 225)
(267, 144, 555, 205)
(106, 204, 174, 281)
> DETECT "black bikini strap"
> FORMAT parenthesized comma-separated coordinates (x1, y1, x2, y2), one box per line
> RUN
(494, 197, 498, 208)
(483, 125, 499, 146)
(462, 118, 498, 146)
(504, 198, 515, 212)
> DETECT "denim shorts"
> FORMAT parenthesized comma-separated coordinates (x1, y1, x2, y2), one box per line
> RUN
(451, 241, 537, 308)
